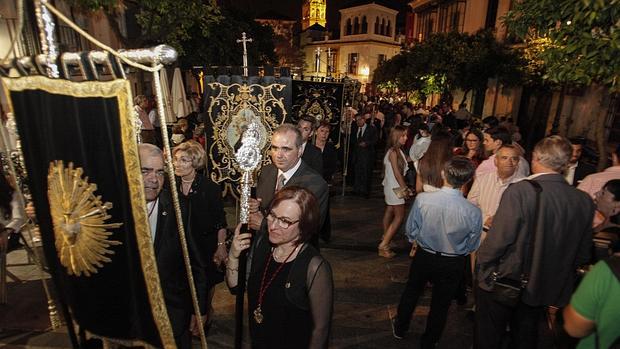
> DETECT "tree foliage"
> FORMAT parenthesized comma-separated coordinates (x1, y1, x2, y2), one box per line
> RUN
(70, 1, 278, 67)
(178, 6, 278, 67)
(373, 30, 523, 101)
(70, 0, 221, 55)
(503, 0, 620, 92)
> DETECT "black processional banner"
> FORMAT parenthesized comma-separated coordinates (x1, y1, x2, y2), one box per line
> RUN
(291, 80, 345, 147)
(203, 73, 291, 197)
(291, 80, 344, 126)
(1, 77, 175, 348)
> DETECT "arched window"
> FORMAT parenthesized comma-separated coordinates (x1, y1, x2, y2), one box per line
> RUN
(386, 20, 392, 37)
(361, 16, 368, 33)
(375, 16, 380, 34)
(380, 18, 386, 35)
(346, 18, 352, 35)
(353, 17, 360, 34)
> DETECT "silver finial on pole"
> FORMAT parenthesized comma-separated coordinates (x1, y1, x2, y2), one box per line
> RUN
(314, 47, 322, 74)
(326, 48, 332, 76)
(34, 0, 59, 78)
(237, 32, 253, 77)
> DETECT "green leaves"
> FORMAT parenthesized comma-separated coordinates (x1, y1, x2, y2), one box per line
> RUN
(503, 0, 620, 92)
(70, 0, 278, 67)
(373, 30, 522, 96)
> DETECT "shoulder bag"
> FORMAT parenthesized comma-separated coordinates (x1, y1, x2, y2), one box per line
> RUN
(490, 180, 542, 307)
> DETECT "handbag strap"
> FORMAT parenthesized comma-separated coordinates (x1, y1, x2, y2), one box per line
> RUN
(604, 255, 620, 282)
(522, 180, 543, 284)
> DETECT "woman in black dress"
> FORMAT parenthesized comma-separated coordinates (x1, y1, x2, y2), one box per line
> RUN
(314, 120, 338, 242)
(314, 120, 338, 183)
(227, 186, 334, 348)
(172, 140, 227, 333)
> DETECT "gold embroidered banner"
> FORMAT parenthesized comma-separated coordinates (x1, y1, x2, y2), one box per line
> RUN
(204, 82, 287, 197)
(1, 76, 175, 348)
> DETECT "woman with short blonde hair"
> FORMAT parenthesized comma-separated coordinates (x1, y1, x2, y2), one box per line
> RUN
(172, 140, 227, 335)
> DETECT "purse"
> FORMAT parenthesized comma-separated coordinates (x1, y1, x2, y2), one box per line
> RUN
(489, 180, 542, 307)
(392, 186, 411, 199)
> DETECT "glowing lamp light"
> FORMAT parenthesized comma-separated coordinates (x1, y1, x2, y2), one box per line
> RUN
(360, 66, 370, 76)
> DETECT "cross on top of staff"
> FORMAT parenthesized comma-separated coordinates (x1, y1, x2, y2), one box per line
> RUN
(237, 32, 253, 47)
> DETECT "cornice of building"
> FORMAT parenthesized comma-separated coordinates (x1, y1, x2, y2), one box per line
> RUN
(339, 3, 399, 16)
(304, 37, 401, 48)
(408, 0, 437, 12)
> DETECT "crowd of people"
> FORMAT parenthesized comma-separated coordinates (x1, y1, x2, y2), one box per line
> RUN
(1, 93, 620, 349)
(343, 98, 620, 348)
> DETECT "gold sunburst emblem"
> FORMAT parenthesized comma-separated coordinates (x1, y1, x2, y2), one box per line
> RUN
(47, 161, 123, 277)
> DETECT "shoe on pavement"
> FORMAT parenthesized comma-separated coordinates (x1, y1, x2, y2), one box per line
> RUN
(391, 318, 405, 340)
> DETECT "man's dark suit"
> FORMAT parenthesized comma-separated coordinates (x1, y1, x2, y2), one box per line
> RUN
(153, 190, 207, 349)
(351, 123, 378, 196)
(256, 160, 328, 228)
(301, 142, 323, 175)
(475, 173, 594, 348)
(570, 161, 596, 186)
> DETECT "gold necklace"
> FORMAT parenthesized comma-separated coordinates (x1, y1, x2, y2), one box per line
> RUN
(273, 244, 299, 262)
(181, 176, 195, 183)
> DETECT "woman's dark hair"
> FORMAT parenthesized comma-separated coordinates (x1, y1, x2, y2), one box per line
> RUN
(460, 128, 486, 161)
(269, 186, 319, 245)
(603, 179, 620, 201)
(0, 170, 14, 218)
(418, 131, 454, 188)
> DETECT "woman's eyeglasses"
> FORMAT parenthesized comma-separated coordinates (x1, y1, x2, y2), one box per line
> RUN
(266, 210, 299, 229)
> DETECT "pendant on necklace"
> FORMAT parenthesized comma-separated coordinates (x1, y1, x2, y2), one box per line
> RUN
(253, 306, 264, 324)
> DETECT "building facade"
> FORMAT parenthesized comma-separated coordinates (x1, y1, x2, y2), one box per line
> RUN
(406, 0, 618, 157)
(301, 2, 401, 90)
(255, 12, 299, 67)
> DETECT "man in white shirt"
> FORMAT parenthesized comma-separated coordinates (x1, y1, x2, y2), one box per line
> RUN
(468, 145, 525, 232)
(565, 137, 595, 186)
(409, 124, 431, 171)
(578, 144, 620, 199)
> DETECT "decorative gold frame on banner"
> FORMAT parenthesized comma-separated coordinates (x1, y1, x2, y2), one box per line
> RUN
(207, 82, 286, 196)
(1, 76, 176, 349)
(292, 80, 346, 149)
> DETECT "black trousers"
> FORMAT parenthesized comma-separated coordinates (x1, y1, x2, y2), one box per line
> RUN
(395, 248, 465, 348)
(353, 151, 374, 195)
(474, 287, 543, 349)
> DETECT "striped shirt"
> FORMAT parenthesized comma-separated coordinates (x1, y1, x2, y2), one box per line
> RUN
(467, 170, 525, 226)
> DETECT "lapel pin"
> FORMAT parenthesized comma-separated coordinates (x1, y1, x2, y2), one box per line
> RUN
(162, 211, 167, 216)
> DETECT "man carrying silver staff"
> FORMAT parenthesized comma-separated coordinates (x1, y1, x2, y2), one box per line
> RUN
(248, 124, 328, 249)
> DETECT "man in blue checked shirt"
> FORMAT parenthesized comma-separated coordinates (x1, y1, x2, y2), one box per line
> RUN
(392, 156, 482, 348)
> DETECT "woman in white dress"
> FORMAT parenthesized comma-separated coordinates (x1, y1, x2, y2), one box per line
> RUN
(379, 125, 410, 258)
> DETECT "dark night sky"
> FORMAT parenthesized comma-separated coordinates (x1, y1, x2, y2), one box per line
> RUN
(218, 0, 409, 34)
